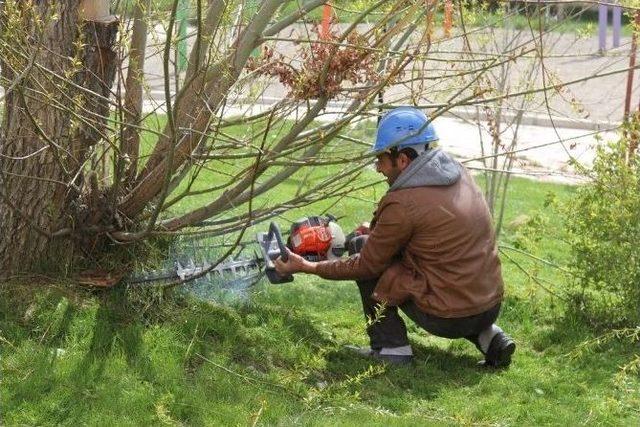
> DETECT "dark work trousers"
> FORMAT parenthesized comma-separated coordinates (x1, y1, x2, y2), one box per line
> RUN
(349, 236, 500, 351)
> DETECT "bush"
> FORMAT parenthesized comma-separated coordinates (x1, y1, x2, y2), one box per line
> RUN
(563, 136, 640, 328)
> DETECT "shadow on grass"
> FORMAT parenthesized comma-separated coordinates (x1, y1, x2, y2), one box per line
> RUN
(1, 283, 166, 423)
(322, 341, 485, 403)
(18, 287, 159, 424)
(189, 301, 337, 371)
(71, 287, 155, 383)
(4, 280, 638, 424)
(0, 281, 77, 346)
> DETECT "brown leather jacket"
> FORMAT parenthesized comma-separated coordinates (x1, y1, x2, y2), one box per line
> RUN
(315, 150, 503, 318)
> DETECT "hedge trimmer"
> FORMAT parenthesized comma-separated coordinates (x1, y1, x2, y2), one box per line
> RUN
(122, 215, 347, 288)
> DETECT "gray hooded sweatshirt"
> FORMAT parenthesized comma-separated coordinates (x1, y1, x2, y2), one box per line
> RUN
(389, 148, 463, 192)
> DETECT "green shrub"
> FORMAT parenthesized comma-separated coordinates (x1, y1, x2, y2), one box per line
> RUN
(563, 136, 640, 328)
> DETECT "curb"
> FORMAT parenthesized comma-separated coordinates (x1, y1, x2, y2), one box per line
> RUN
(145, 91, 621, 131)
(246, 95, 621, 131)
(444, 106, 620, 131)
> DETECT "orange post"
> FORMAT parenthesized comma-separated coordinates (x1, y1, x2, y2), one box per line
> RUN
(321, 3, 332, 39)
(424, 0, 436, 44)
(443, 0, 453, 38)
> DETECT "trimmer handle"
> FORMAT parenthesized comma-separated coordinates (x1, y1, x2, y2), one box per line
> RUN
(266, 222, 289, 262)
(256, 222, 294, 284)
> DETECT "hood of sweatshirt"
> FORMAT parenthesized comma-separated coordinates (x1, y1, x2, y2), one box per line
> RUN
(389, 148, 462, 192)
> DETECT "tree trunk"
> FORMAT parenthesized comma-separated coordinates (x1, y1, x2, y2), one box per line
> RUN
(121, 0, 151, 188)
(0, 1, 118, 276)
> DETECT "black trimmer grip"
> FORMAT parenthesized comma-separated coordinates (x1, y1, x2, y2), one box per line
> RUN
(256, 222, 293, 284)
(267, 222, 288, 262)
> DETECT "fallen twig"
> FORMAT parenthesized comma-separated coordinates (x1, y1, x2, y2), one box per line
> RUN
(195, 353, 303, 398)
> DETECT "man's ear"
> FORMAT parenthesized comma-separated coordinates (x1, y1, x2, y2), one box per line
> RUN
(398, 152, 412, 170)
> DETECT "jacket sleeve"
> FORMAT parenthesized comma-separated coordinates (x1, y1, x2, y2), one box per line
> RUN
(315, 198, 412, 280)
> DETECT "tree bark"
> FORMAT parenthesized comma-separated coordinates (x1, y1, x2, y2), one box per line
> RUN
(121, 0, 151, 187)
(73, 18, 119, 169)
(0, 1, 118, 276)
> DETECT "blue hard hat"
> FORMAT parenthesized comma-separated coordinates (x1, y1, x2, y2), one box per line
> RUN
(372, 107, 438, 154)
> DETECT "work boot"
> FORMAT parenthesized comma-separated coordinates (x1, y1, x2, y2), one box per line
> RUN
(479, 332, 516, 369)
(345, 345, 413, 365)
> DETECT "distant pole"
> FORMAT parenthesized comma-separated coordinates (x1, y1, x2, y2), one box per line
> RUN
(321, 3, 332, 39)
(624, 13, 640, 120)
(626, 12, 640, 159)
(599, 4, 608, 52)
(444, 0, 453, 38)
(613, 5, 622, 48)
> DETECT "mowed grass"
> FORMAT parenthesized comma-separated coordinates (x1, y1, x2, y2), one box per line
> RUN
(2, 126, 640, 425)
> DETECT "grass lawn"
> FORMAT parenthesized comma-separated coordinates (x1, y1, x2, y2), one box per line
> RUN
(2, 145, 639, 425)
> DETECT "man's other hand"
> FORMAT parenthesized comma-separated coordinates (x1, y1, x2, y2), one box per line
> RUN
(274, 249, 317, 275)
(354, 222, 370, 235)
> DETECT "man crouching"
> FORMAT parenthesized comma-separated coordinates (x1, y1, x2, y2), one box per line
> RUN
(275, 106, 515, 368)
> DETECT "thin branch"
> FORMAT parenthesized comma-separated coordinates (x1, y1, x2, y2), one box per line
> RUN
(499, 244, 573, 274)
(499, 247, 568, 301)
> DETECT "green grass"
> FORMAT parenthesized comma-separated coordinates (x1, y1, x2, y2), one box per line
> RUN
(2, 157, 639, 424)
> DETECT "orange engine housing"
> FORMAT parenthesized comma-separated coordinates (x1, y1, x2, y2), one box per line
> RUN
(289, 218, 332, 258)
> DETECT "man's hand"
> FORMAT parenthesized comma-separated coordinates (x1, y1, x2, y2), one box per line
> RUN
(354, 222, 370, 235)
(274, 249, 317, 275)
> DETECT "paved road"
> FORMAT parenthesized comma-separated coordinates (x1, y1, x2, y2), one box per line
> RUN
(139, 22, 638, 126)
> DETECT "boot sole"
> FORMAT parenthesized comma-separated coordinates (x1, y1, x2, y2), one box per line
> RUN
(478, 341, 516, 369)
(496, 341, 516, 368)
